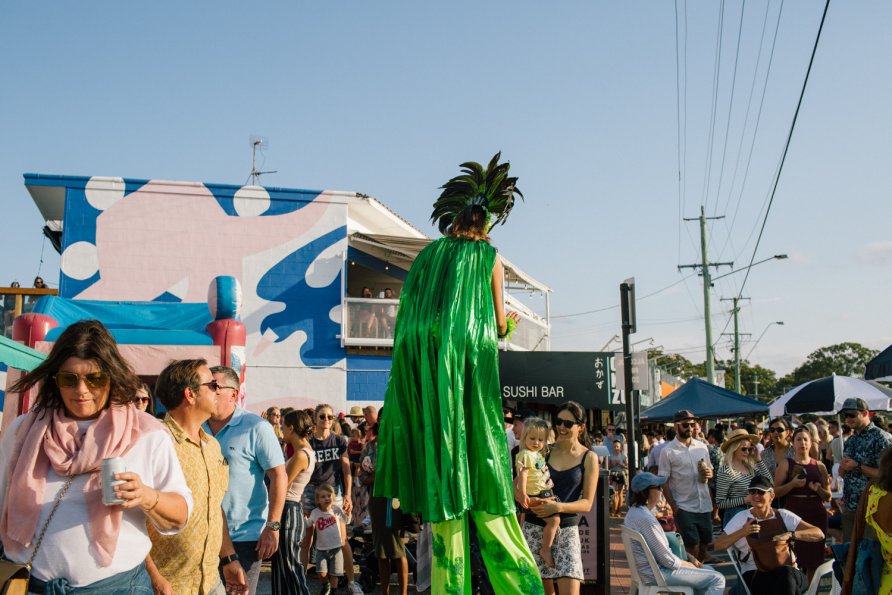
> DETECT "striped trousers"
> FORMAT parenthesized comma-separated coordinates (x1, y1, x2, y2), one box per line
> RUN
(271, 500, 311, 595)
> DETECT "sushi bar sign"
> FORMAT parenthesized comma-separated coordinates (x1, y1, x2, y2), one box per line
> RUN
(499, 351, 619, 410)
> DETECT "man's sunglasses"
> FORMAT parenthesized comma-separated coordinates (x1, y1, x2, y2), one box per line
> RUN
(768, 427, 786, 433)
(198, 380, 222, 392)
(553, 419, 579, 429)
(677, 422, 697, 429)
(54, 371, 110, 390)
(843, 412, 860, 419)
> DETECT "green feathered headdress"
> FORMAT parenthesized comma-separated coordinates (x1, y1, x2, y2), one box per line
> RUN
(430, 152, 523, 235)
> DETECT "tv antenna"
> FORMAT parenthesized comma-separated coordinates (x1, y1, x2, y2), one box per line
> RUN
(248, 135, 277, 186)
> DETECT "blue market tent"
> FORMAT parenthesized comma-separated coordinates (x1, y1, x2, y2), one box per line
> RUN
(640, 377, 768, 422)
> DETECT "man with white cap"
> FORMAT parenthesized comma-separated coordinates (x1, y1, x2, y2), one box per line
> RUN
(658, 410, 715, 562)
(716, 475, 824, 593)
(624, 472, 725, 595)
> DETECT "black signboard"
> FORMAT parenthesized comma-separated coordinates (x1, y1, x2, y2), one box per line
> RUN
(499, 351, 621, 411)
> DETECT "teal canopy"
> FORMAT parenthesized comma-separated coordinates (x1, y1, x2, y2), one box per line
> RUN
(0, 335, 47, 372)
(640, 377, 768, 422)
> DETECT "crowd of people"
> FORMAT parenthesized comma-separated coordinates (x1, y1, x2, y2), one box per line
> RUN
(1, 318, 890, 595)
(618, 407, 892, 594)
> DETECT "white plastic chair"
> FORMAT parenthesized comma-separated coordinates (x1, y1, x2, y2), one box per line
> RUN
(620, 526, 695, 595)
(728, 549, 752, 595)
(805, 559, 840, 595)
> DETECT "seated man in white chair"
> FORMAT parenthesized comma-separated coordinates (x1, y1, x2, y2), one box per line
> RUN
(624, 472, 725, 595)
(714, 475, 824, 594)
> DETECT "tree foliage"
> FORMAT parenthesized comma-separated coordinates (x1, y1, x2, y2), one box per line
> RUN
(780, 342, 879, 388)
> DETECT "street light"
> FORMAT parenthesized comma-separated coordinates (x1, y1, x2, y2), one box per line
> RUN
(711, 254, 788, 284)
(745, 321, 785, 360)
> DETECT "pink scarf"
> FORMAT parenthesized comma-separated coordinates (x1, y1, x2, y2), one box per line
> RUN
(0, 404, 162, 567)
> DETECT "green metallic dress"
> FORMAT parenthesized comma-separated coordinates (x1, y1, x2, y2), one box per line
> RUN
(375, 236, 514, 522)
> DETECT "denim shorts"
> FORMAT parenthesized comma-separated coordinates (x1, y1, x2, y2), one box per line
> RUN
(315, 547, 344, 577)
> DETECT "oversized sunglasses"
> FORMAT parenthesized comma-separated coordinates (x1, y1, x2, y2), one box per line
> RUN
(54, 371, 110, 390)
(318, 414, 335, 420)
(553, 419, 579, 429)
(768, 427, 786, 433)
(748, 489, 770, 496)
(739, 447, 755, 453)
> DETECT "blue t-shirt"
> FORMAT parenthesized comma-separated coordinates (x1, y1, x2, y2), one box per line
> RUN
(204, 407, 286, 542)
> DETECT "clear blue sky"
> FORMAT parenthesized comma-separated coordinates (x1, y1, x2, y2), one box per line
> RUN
(2, 1, 889, 380)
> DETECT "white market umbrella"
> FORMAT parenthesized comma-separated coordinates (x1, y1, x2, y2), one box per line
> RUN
(769, 374, 892, 417)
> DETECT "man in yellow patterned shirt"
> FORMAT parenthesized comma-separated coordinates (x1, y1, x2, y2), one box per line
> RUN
(146, 359, 248, 595)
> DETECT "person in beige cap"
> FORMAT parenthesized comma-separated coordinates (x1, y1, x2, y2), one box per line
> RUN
(714, 429, 772, 528)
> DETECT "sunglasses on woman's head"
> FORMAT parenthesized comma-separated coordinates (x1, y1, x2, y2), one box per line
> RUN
(553, 419, 578, 429)
(54, 371, 110, 390)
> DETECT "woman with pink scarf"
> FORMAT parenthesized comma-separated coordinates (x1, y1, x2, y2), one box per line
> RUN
(0, 320, 192, 593)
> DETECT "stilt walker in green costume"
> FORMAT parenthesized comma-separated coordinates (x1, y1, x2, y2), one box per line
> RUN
(375, 153, 544, 594)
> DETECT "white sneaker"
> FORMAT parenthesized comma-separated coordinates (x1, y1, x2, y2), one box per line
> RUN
(347, 581, 364, 594)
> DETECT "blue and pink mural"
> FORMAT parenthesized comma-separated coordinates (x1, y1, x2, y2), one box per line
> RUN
(25, 173, 358, 412)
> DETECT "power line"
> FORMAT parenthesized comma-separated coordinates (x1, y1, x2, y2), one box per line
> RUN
(700, 0, 726, 215)
(734, 0, 831, 301)
(714, 0, 830, 350)
(551, 273, 697, 319)
(718, 0, 786, 264)
(709, 0, 746, 224)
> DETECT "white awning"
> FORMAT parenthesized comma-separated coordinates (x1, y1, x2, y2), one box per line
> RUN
(348, 233, 551, 294)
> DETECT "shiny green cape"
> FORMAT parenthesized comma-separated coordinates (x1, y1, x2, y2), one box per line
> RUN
(375, 236, 514, 522)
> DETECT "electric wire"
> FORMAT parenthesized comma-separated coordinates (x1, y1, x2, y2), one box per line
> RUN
(716, 0, 785, 264)
(700, 0, 726, 216)
(675, 0, 684, 265)
(551, 273, 698, 319)
(709, 0, 746, 225)
(714, 0, 831, 350)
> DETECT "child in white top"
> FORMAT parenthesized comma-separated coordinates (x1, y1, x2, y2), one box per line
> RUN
(302, 483, 364, 595)
(513, 417, 560, 568)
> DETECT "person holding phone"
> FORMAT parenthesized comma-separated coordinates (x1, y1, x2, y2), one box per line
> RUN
(716, 475, 824, 593)
(773, 427, 830, 580)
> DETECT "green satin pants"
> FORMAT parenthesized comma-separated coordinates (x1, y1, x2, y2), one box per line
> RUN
(431, 511, 544, 595)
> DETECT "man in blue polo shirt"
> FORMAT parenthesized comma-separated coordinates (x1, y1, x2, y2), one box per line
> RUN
(205, 366, 286, 595)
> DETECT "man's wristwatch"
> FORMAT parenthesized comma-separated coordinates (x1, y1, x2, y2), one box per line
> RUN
(220, 553, 240, 566)
(265, 521, 281, 531)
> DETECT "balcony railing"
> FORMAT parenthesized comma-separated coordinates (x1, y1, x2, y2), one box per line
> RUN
(0, 287, 58, 339)
(341, 297, 549, 351)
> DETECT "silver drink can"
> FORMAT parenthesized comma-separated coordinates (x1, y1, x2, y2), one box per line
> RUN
(101, 457, 126, 505)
